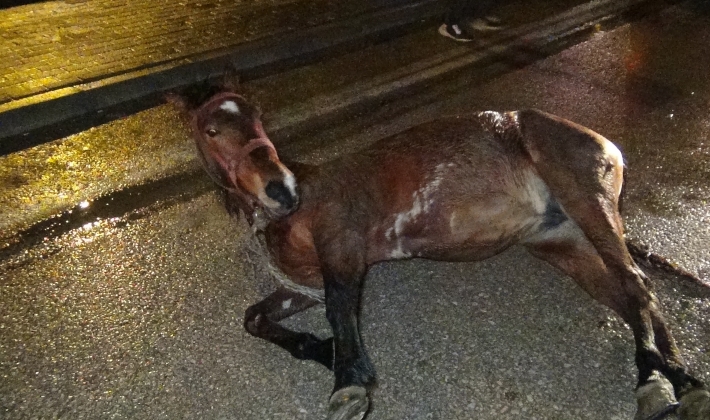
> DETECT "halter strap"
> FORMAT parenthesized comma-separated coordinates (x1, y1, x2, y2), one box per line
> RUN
(224, 135, 279, 224)
(233, 136, 278, 167)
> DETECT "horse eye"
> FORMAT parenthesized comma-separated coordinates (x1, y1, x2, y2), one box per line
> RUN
(206, 129, 218, 137)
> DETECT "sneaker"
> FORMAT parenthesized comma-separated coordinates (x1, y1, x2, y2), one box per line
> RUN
(471, 16, 506, 31)
(438, 23, 474, 42)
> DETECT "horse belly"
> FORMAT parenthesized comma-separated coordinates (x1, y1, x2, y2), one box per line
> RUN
(372, 168, 552, 263)
(429, 196, 543, 260)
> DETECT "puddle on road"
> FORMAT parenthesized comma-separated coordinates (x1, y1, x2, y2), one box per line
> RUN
(0, 170, 214, 271)
(0, 104, 196, 241)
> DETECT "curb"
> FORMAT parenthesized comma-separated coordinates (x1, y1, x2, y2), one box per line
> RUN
(0, 0, 442, 155)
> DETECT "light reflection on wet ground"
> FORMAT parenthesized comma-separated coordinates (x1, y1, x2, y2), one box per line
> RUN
(0, 105, 194, 241)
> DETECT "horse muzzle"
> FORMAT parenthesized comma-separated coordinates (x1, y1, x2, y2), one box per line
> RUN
(264, 179, 300, 217)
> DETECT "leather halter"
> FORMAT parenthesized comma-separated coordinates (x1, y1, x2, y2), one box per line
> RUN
(190, 92, 280, 221)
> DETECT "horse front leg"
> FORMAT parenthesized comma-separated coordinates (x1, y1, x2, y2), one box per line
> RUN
(317, 232, 376, 420)
(323, 277, 375, 420)
(244, 287, 333, 369)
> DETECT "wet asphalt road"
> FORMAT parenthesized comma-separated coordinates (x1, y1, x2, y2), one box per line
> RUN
(2, 2, 710, 420)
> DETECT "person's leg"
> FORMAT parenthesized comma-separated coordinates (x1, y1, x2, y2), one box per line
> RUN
(440, 0, 476, 41)
(470, 0, 494, 17)
(444, 0, 471, 25)
(470, 0, 506, 31)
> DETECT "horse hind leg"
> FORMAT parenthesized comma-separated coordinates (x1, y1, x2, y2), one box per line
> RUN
(244, 287, 333, 369)
(517, 109, 708, 418)
(524, 216, 708, 419)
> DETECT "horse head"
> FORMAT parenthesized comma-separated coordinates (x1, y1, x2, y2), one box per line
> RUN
(171, 88, 299, 220)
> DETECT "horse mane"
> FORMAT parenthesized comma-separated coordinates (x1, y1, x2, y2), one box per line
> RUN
(165, 68, 249, 111)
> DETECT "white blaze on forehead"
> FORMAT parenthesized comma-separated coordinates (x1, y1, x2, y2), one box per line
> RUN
(219, 100, 240, 114)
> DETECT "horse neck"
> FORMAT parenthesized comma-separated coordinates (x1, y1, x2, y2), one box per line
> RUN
(282, 159, 324, 200)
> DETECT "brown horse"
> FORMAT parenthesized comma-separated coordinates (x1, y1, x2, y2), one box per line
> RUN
(170, 86, 710, 420)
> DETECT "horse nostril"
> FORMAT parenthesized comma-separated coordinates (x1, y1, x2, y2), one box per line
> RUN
(265, 181, 296, 209)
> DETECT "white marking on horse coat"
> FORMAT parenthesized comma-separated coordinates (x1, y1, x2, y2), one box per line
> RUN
(389, 242, 412, 259)
(390, 164, 446, 238)
(386, 164, 449, 256)
(421, 163, 447, 206)
(385, 227, 395, 240)
(393, 195, 423, 236)
(220, 100, 240, 114)
(284, 173, 297, 197)
(282, 298, 292, 310)
(521, 170, 550, 215)
(601, 139, 625, 200)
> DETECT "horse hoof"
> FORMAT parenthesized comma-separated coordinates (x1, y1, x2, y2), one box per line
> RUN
(635, 371, 678, 420)
(326, 386, 369, 420)
(677, 388, 710, 420)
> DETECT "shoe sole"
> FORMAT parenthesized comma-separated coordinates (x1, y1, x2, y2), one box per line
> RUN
(438, 24, 473, 42)
(471, 20, 506, 32)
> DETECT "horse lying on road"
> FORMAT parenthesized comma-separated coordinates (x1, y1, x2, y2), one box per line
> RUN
(170, 86, 710, 420)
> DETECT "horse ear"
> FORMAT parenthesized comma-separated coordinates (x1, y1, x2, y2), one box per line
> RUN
(164, 92, 189, 112)
(221, 66, 242, 92)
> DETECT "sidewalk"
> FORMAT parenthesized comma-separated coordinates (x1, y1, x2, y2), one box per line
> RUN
(0, 0, 441, 154)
